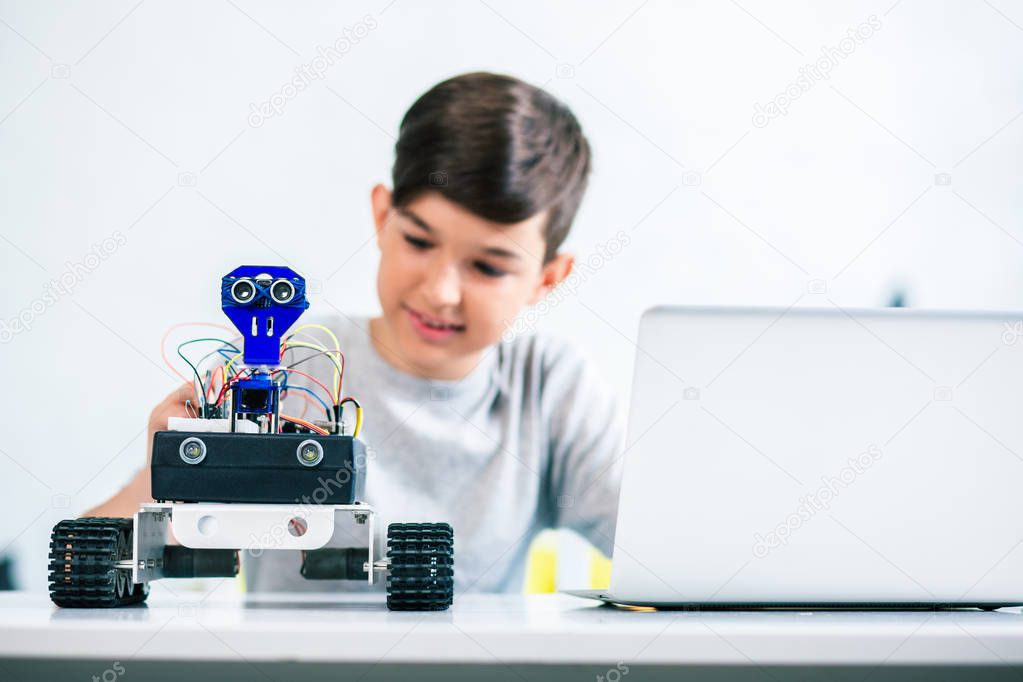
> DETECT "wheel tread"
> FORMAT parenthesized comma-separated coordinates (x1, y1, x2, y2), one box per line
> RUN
(386, 522, 454, 611)
(48, 517, 148, 608)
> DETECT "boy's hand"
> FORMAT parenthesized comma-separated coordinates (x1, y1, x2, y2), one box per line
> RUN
(145, 382, 198, 468)
(84, 382, 198, 518)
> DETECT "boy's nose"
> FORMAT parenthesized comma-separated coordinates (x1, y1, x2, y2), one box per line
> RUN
(421, 260, 461, 308)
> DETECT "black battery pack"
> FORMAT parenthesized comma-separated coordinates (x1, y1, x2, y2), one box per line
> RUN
(151, 431, 366, 504)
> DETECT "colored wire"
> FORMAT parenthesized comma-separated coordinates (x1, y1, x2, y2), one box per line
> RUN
(286, 324, 344, 397)
(206, 365, 225, 403)
(282, 340, 344, 401)
(284, 348, 347, 390)
(224, 351, 242, 378)
(165, 325, 355, 433)
(194, 345, 240, 406)
(286, 328, 340, 371)
(275, 365, 335, 427)
(177, 345, 206, 404)
(195, 341, 243, 374)
(282, 385, 331, 421)
(214, 366, 251, 407)
(271, 367, 335, 406)
(201, 344, 242, 407)
(339, 397, 363, 437)
(177, 338, 242, 406)
(292, 324, 341, 355)
(293, 391, 315, 419)
(161, 322, 237, 383)
(279, 347, 348, 420)
(280, 414, 329, 436)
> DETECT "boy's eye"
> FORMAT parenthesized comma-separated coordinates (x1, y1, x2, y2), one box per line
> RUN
(403, 234, 433, 250)
(474, 261, 506, 278)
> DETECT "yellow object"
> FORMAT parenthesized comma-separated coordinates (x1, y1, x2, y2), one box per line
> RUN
(224, 351, 242, 378)
(524, 531, 559, 594)
(524, 532, 614, 594)
(589, 547, 612, 589)
(238, 532, 607, 595)
(353, 406, 363, 437)
(338, 398, 364, 437)
(237, 555, 246, 593)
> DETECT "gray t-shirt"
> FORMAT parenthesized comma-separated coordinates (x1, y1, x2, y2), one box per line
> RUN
(244, 313, 625, 594)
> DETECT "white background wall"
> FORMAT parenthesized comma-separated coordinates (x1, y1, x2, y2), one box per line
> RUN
(1, 0, 1021, 591)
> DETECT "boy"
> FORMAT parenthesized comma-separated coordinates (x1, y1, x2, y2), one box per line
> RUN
(87, 72, 625, 594)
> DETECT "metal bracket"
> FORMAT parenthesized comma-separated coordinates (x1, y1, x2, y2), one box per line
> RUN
(136, 502, 378, 585)
(132, 508, 170, 585)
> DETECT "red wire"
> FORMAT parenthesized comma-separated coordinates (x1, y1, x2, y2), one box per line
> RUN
(279, 343, 345, 403)
(272, 367, 336, 406)
(160, 322, 237, 383)
(214, 368, 249, 407)
(212, 341, 342, 410)
(206, 366, 225, 403)
(281, 388, 321, 421)
(336, 351, 345, 402)
(295, 391, 314, 419)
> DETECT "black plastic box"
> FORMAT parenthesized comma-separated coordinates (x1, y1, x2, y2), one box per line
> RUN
(151, 431, 366, 504)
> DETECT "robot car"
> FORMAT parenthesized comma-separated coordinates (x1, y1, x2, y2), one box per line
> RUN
(48, 266, 454, 610)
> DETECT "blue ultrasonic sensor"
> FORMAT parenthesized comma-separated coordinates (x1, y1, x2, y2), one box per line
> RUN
(221, 265, 309, 366)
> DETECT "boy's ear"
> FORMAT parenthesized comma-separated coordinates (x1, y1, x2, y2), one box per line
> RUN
(370, 184, 393, 246)
(528, 252, 574, 305)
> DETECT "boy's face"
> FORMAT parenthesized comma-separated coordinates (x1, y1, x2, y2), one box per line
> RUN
(369, 185, 573, 380)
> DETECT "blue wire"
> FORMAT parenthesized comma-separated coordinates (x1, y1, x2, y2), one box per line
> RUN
(188, 342, 332, 423)
(283, 385, 331, 421)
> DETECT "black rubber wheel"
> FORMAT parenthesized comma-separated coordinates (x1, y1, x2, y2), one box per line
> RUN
(386, 522, 454, 611)
(48, 517, 148, 608)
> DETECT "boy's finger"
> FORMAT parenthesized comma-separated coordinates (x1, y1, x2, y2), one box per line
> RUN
(170, 382, 197, 404)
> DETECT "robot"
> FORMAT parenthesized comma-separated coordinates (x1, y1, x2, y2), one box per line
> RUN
(48, 266, 454, 610)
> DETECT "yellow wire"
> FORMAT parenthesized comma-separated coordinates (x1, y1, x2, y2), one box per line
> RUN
(224, 351, 242, 378)
(222, 326, 359, 433)
(226, 329, 339, 382)
(289, 325, 342, 396)
(283, 340, 343, 400)
(338, 399, 364, 438)
(292, 324, 340, 354)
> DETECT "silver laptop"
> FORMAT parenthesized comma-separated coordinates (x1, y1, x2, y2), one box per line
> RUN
(565, 305, 1023, 608)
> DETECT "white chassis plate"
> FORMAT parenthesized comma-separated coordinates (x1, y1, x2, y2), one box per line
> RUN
(133, 502, 376, 585)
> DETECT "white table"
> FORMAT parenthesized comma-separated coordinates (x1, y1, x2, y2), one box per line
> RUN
(2, 586, 1023, 680)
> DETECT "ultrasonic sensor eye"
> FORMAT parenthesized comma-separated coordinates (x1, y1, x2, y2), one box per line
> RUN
(270, 278, 296, 304)
(231, 278, 256, 304)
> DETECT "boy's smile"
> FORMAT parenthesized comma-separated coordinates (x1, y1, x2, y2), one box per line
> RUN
(404, 304, 466, 341)
(367, 185, 573, 381)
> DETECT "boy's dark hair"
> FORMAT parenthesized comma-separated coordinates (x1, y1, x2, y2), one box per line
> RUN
(392, 72, 591, 262)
